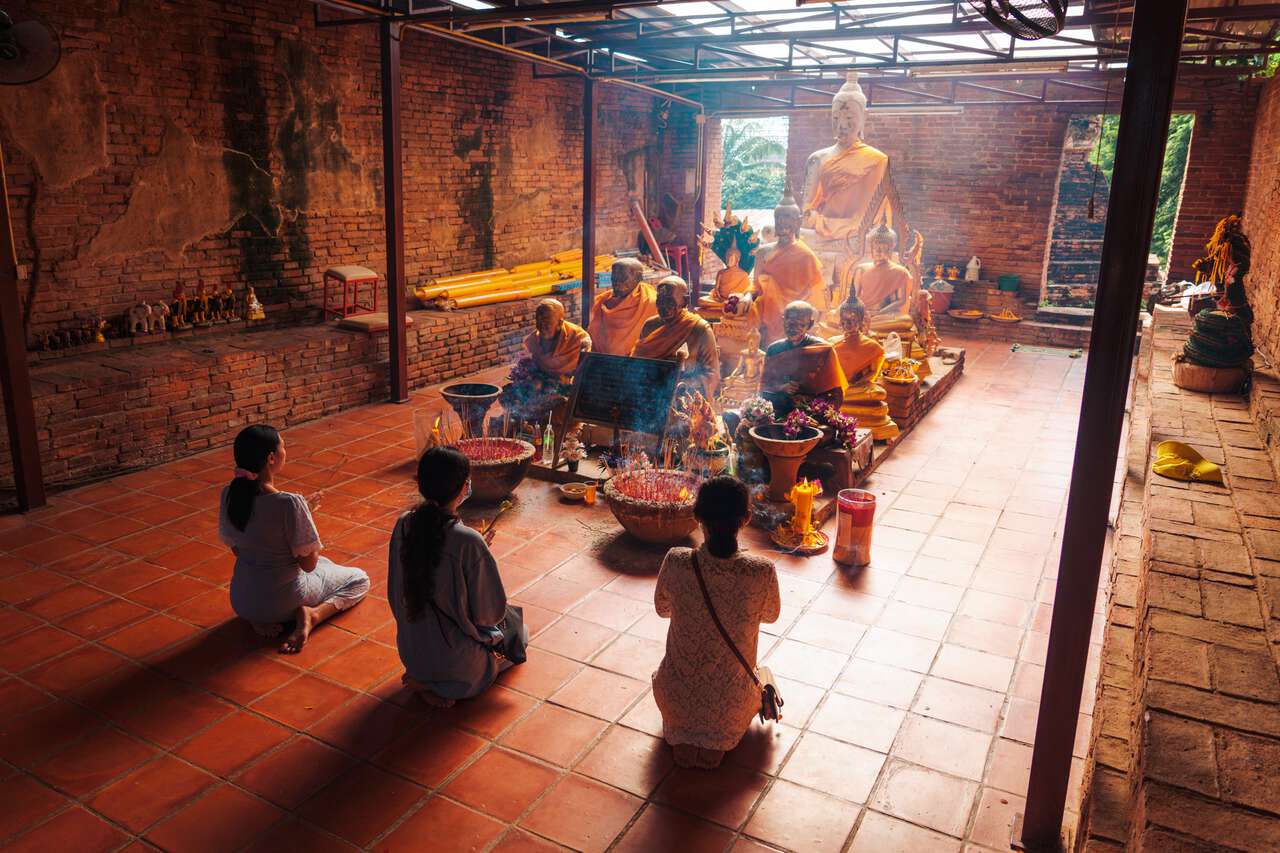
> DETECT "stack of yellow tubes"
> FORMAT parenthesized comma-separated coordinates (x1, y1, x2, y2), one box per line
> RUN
(413, 251, 617, 310)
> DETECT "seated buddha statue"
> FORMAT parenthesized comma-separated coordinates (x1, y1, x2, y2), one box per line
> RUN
(588, 257, 657, 356)
(720, 326, 764, 409)
(697, 208, 763, 371)
(760, 301, 845, 419)
(502, 298, 592, 423)
(750, 190, 828, 346)
(799, 72, 893, 292)
(632, 276, 721, 399)
(831, 298, 898, 441)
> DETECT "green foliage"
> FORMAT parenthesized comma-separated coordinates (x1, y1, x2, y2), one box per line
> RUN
(1089, 112, 1195, 264)
(721, 119, 787, 210)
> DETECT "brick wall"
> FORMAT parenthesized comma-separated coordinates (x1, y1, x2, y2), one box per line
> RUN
(1167, 92, 1259, 285)
(1043, 116, 1111, 308)
(0, 0, 689, 344)
(1243, 77, 1280, 366)
(787, 104, 1072, 302)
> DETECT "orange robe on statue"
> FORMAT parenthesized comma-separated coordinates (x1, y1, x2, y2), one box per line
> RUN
(632, 310, 721, 398)
(588, 284, 658, 356)
(761, 339, 847, 400)
(756, 241, 827, 346)
(525, 321, 590, 384)
(806, 142, 889, 241)
(856, 260, 912, 314)
(701, 265, 751, 307)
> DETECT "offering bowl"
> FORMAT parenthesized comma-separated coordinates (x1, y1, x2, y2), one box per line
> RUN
(453, 437, 535, 504)
(604, 469, 700, 544)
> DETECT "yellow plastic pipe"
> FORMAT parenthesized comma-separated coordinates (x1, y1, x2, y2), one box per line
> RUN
(448, 282, 558, 309)
(428, 267, 508, 286)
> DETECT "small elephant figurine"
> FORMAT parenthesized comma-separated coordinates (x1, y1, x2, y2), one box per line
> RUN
(127, 303, 152, 336)
(149, 302, 170, 332)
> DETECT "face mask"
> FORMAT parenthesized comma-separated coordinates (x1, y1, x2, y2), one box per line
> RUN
(461, 481, 472, 504)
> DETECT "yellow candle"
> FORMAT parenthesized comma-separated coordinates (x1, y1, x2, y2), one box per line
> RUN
(788, 479, 821, 536)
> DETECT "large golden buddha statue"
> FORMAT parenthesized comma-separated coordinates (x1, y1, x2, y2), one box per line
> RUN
(588, 257, 657, 356)
(752, 190, 827, 346)
(831, 297, 898, 441)
(632, 276, 721, 399)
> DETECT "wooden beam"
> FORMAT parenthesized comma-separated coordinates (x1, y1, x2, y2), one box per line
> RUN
(0, 144, 45, 512)
(580, 77, 597, 328)
(1019, 0, 1189, 849)
(381, 20, 409, 404)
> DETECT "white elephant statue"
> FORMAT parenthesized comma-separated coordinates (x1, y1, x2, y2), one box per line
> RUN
(149, 302, 170, 332)
(127, 303, 152, 335)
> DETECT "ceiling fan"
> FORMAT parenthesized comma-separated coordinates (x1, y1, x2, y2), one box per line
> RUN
(966, 0, 1069, 41)
(0, 9, 61, 85)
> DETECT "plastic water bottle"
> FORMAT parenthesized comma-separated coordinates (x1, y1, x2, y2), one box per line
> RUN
(541, 421, 555, 467)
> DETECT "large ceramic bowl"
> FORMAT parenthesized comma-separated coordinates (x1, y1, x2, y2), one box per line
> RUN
(604, 469, 700, 544)
(749, 423, 822, 502)
(452, 437, 536, 504)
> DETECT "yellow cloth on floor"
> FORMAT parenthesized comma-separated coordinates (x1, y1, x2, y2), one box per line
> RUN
(1152, 440, 1224, 484)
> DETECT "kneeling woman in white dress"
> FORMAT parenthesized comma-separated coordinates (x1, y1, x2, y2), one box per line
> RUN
(388, 446, 527, 707)
(219, 425, 370, 653)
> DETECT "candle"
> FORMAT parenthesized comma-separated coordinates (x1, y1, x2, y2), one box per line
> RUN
(788, 479, 821, 537)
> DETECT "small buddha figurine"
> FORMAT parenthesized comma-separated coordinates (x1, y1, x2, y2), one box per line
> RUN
(830, 297, 898, 440)
(93, 317, 107, 343)
(852, 223, 913, 318)
(760, 300, 846, 419)
(220, 286, 237, 321)
(588, 257, 657, 356)
(193, 282, 212, 326)
(720, 326, 765, 408)
(698, 205, 759, 313)
(171, 282, 191, 329)
(246, 287, 265, 321)
(632, 276, 720, 399)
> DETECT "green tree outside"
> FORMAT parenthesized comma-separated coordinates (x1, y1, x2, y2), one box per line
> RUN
(721, 118, 788, 209)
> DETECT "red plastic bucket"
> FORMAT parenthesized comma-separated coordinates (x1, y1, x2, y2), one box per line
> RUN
(834, 489, 876, 566)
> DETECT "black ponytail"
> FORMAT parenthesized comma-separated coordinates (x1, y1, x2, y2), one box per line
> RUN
(402, 446, 471, 621)
(695, 475, 750, 559)
(227, 425, 281, 532)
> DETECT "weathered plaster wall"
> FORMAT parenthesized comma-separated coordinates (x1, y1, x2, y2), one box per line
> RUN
(1242, 76, 1280, 366)
(0, 0, 692, 343)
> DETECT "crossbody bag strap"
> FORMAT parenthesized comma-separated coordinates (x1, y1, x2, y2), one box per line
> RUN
(690, 551, 762, 689)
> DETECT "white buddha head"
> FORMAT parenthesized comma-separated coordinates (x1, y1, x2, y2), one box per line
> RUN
(832, 71, 868, 147)
(867, 221, 897, 264)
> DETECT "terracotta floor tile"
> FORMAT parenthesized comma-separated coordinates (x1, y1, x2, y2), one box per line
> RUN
(945, 615, 1024, 658)
(871, 759, 978, 837)
(444, 748, 560, 822)
(876, 600, 952, 641)
(568, 590, 653, 631)
(908, 554, 976, 586)
(0, 570, 73, 607)
(235, 736, 354, 809)
(881, 508, 939, 534)
(855, 627, 939, 673)
(0, 626, 84, 673)
(893, 714, 992, 781)
(0, 773, 68, 840)
(109, 679, 233, 749)
(313, 639, 402, 690)
(932, 644, 1016, 693)
(495, 651, 581, 700)
(88, 754, 216, 832)
(298, 763, 426, 847)
(850, 810, 963, 853)
(619, 689, 665, 738)
(763, 638, 850, 688)
(528, 615, 618, 662)
(585, 633, 665, 683)
(514, 575, 596, 614)
(576, 725, 674, 797)
(653, 764, 769, 829)
(786, 611, 867, 654)
(177, 710, 293, 776)
(913, 677, 1005, 732)
(969, 787, 1026, 849)
(175, 588, 237, 628)
(84, 560, 171, 594)
(780, 731, 886, 803)
(24, 644, 129, 694)
(59, 598, 151, 640)
(999, 697, 1040, 744)
(626, 609, 672, 641)
(771, 676, 828, 729)
(810, 693, 905, 753)
(440, 685, 538, 739)
(519, 772, 642, 853)
(722, 721, 800, 777)
(32, 727, 157, 796)
(125, 574, 213, 609)
(744, 778, 859, 853)
(244, 817, 358, 853)
(6, 806, 128, 853)
(500, 702, 608, 767)
(310, 694, 424, 759)
(251, 673, 358, 730)
(612, 803, 734, 853)
(0, 701, 100, 767)
(376, 796, 506, 852)
(374, 723, 487, 787)
(0, 678, 52, 726)
(893, 576, 965, 611)
(0, 609, 41, 644)
(203, 654, 300, 704)
(146, 783, 283, 853)
(985, 738, 1033, 795)
(110, 528, 191, 558)
(921, 535, 986, 566)
(550, 665, 647, 721)
(103, 613, 201, 659)
(21, 583, 111, 620)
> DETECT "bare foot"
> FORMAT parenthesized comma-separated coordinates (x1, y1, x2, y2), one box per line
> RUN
(401, 673, 455, 707)
(251, 621, 283, 638)
(279, 606, 316, 654)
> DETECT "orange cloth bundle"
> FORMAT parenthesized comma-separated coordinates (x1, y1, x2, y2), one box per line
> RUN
(589, 283, 658, 356)
(762, 343, 847, 397)
(631, 310, 701, 360)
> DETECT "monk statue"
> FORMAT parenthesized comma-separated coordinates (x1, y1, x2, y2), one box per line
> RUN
(799, 71, 897, 295)
(751, 190, 828, 346)
(632, 276, 721, 399)
(760, 301, 845, 419)
(502, 298, 592, 424)
(589, 257, 657, 356)
(831, 297, 898, 441)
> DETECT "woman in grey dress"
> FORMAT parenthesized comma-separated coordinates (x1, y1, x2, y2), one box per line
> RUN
(218, 425, 370, 653)
(388, 446, 524, 708)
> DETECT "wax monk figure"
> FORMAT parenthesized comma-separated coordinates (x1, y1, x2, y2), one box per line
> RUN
(753, 191, 827, 345)
(589, 257, 657, 356)
(831, 297, 898, 440)
(801, 71, 889, 242)
(761, 301, 845, 418)
(503, 298, 591, 423)
(633, 276, 721, 399)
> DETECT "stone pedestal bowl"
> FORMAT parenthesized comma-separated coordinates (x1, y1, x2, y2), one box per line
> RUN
(604, 469, 700, 545)
(442, 382, 502, 438)
(452, 438, 536, 504)
(750, 423, 823, 502)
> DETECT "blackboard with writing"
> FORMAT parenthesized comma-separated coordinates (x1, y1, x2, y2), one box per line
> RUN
(568, 352, 681, 435)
